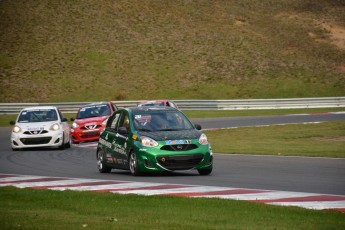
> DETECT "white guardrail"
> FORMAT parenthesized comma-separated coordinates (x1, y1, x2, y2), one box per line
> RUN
(0, 97, 344, 114)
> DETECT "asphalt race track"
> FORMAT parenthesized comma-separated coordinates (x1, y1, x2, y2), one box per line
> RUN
(1, 112, 345, 211)
(192, 111, 345, 130)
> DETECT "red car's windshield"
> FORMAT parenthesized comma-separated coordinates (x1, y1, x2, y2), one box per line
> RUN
(77, 104, 110, 119)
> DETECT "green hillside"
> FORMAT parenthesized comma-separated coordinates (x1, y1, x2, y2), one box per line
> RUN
(1, 0, 344, 102)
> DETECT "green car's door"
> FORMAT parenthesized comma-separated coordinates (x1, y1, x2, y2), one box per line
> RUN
(100, 111, 120, 168)
(110, 110, 131, 169)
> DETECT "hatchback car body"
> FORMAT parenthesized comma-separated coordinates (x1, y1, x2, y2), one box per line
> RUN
(71, 102, 117, 144)
(10, 106, 71, 150)
(96, 107, 213, 176)
(138, 100, 178, 108)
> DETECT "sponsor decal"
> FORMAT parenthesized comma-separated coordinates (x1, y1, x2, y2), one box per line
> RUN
(106, 154, 113, 163)
(99, 138, 112, 148)
(132, 134, 137, 140)
(165, 140, 191, 145)
(112, 142, 126, 156)
(28, 127, 44, 131)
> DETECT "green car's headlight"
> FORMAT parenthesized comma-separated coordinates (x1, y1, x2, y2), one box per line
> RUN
(199, 133, 208, 145)
(140, 136, 158, 147)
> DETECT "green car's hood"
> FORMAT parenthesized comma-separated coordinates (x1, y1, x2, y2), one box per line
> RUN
(137, 129, 202, 141)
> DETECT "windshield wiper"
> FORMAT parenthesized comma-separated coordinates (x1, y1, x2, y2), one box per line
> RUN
(137, 128, 152, 132)
(157, 129, 180, 131)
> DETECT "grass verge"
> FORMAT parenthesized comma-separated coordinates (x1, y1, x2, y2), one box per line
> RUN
(0, 187, 344, 230)
(204, 121, 345, 158)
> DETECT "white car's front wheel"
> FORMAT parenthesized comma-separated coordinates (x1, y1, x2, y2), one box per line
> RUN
(58, 134, 66, 150)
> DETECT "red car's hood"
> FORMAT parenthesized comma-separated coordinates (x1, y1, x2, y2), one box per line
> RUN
(75, 116, 108, 125)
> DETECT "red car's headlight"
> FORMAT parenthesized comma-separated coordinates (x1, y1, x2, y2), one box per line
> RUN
(72, 122, 79, 129)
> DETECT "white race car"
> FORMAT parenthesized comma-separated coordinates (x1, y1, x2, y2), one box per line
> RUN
(10, 106, 71, 150)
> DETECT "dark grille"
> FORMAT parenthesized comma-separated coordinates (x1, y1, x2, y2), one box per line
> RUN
(20, 137, 52, 145)
(160, 144, 198, 151)
(81, 125, 101, 130)
(80, 131, 99, 138)
(23, 130, 48, 135)
(156, 154, 204, 170)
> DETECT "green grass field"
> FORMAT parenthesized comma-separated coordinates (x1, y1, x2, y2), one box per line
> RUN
(205, 120, 345, 158)
(1, 0, 344, 102)
(1, 187, 344, 230)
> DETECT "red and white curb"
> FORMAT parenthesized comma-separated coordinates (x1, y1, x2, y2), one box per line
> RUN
(1, 174, 345, 213)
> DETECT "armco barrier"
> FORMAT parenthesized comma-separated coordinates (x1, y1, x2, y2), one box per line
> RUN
(0, 97, 344, 114)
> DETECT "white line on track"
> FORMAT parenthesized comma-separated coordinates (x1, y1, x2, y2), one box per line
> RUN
(0, 173, 344, 213)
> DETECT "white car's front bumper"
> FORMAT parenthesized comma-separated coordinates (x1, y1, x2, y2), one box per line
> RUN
(11, 130, 64, 149)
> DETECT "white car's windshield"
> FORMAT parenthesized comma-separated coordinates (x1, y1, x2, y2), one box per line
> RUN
(132, 110, 194, 132)
(18, 109, 58, 123)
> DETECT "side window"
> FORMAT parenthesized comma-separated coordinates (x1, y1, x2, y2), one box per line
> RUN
(106, 112, 120, 131)
(118, 112, 130, 131)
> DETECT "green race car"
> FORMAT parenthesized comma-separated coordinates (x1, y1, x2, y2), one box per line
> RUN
(96, 107, 213, 176)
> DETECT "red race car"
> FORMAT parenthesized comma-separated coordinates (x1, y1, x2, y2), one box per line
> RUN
(70, 102, 117, 144)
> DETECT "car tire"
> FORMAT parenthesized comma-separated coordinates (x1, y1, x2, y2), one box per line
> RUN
(129, 152, 141, 176)
(58, 134, 66, 150)
(65, 135, 71, 149)
(97, 149, 111, 173)
(197, 168, 212, 175)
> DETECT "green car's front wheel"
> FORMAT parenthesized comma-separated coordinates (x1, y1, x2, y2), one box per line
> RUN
(97, 149, 112, 173)
(129, 152, 141, 176)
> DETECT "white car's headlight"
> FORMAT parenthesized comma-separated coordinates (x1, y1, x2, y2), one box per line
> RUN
(50, 123, 60, 131)
(72, 122, 79, 129)
(140, 136, 158, 147)
(13, 126, 21, 133)
(199, 133, 208, 145)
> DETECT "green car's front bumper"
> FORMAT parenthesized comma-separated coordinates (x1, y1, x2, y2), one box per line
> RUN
(132, 140, 213, 173)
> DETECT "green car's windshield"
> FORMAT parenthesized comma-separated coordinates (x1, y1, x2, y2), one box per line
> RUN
(132, 110, 194, 132)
